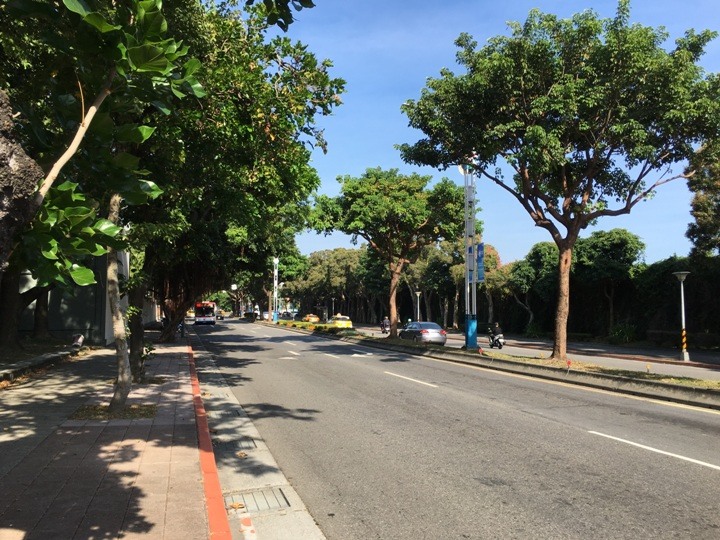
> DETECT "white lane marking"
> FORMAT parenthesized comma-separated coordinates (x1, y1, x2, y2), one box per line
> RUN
(279, 357, 295, 360)
(325, 354, 340, 359)
(263, 334, 272, 338)
(288, 351, 301, 356)
(384, 371, 438, 388)
(285, 341, 298, 346)
(589, 431, 720, 471)
(352, 349, 372, 355)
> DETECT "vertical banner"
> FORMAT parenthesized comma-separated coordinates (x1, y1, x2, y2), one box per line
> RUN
(477, 242, 485, 283)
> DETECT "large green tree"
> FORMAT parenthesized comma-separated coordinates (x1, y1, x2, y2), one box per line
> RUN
(0, 0, 203, 283)
(121, 5, 342, 347)
(574, 229, 645, 334)
(400, 1, 720, 360)
(314, 167, 464, 336)
(686, 142, 720, 256)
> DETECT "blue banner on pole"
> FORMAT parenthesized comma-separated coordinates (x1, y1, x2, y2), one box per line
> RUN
(477, 243, 485, 282)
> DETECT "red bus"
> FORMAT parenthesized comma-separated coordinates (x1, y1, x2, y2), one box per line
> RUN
(194, 301, 217, 325)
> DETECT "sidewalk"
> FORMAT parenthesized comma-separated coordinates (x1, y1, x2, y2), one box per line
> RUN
(0, 342, 217, 540)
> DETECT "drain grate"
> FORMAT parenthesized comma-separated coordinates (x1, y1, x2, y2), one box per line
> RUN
(224, 487, 290, 515)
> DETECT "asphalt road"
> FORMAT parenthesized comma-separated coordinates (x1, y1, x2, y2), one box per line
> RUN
(197, 320, 720, 539)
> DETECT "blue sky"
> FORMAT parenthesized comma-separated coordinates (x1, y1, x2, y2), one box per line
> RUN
(287, 1, 720, 264)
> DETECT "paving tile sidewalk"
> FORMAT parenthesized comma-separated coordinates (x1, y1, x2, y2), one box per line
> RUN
(0, 343, 212, 540)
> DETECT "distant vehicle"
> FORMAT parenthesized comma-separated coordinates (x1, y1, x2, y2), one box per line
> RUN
(302, 313, 320, 323)
(279, 311, 296, 320)
(329, 315, 352, 328)
(399, 321, 447, 345)
(194, 301, 217, 325)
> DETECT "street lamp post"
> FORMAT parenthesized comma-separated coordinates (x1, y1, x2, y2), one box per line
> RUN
(672, 271, 690, 362)
(272, 257, 279, 322)
(415, 291, 421, 321)
(231, 284, 238, 316)
(331, 297, 335, 317)
(459, 164, 478, 349)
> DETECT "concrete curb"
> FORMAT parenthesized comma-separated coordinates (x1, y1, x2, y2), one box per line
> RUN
(189, 333, 327, 540)
(273, 324, 720, 411)
(187, 343, 234, 540)
(0, 349, 75, 382)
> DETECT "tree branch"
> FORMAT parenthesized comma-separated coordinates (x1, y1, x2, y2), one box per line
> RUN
(35, 69, 116, 207)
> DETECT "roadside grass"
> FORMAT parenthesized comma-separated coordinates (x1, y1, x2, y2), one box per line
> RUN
(480, 350, 720, 390)
(356, 333, 720, 391)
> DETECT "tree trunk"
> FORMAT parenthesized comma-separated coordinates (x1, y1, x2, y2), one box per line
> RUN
(0, 262, 22, 348)
(485, 287, 494, 324)
(604, 281, 615, 334)
(368, 295, 378, 324)
(551, 244, 573, 361)
(107, 194, 131, 412)
(453, 286, 460, 329)
(424, 290, 433, 322)
(0, 90, 45, 274)
(32, 286, 52, 339)
(442, 296, 449, 329)
(388, 261, 405, 337)
(128, 279, 147, 382)
(512, 292, 534, 333)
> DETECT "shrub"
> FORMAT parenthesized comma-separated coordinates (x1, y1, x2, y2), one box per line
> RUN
(608, 323, 637, 344)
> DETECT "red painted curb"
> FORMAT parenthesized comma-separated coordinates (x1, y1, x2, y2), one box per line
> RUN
(188, 345, 233, 540)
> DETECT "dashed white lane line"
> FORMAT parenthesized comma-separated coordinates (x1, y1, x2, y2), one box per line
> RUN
(589, 431, 720, 471)
(384, 371, 438, 388)
(288, 351, 301, 356)
(325, 354, 340, 359)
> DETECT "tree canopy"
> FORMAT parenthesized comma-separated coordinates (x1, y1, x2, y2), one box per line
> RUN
(400, 0, 720, 360)
(314, 167, 465, 334)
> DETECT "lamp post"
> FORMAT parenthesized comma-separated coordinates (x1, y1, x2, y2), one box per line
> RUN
(272, 257, 279, 322)
(672, 271, 690, 362)
(231, 284, 238, 316)
(458, 164, 478, 349)
(415, 291, 421, 321)
(331, 297, 335, 317)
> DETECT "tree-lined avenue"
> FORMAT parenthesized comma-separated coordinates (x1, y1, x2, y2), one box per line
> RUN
(195, 320, 720, 539)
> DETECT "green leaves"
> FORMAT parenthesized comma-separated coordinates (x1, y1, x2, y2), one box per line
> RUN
(402, 1, 720, 230)
(127, 43, 174, 74)
(116, 124, 156, 144)
(62, 0, 121, 32)
(22, 182, 124, 286)
(328, 167, 464, 262)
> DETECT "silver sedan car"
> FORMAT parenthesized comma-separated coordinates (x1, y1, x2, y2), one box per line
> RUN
(398, 321, 447, 345)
